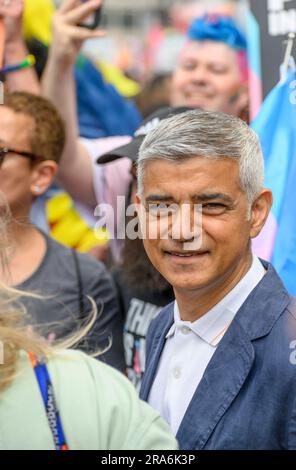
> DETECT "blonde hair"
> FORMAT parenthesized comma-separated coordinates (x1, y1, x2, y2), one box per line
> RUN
(0, 283, 49, 392)
(0, 202, 101, 393)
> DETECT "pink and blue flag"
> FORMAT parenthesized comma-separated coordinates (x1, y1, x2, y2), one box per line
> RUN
(252, 67, 296, 296)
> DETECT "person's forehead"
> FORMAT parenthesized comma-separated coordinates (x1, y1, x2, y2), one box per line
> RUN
(142, 157, 241, 197)
(179, 40, 238, 65)
(0, 107, 35, 144)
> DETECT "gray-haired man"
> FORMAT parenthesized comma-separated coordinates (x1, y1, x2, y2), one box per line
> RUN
(138, 109, 296, 450)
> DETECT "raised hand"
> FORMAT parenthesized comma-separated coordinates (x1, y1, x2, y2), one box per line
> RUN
(51, 0, 105, 66)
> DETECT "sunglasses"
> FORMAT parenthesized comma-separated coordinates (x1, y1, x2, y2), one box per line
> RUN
(0, 146, 41, 166)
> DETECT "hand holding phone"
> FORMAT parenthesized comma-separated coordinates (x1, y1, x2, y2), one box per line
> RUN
(79, 0, 103, 29)
(50, 0, 105, 66)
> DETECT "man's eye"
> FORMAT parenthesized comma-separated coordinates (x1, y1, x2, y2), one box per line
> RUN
(181, 62, 196, 71)
(210, 67, 228, 74)
(202, 203, 226, 212)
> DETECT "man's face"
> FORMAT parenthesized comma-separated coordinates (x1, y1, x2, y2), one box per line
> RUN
(0, 107, 36, 214)
(171, 40, 248, 116)
(137, 157, 256, 293)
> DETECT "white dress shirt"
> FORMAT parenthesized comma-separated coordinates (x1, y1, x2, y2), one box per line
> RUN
(148, 256, 266, 435)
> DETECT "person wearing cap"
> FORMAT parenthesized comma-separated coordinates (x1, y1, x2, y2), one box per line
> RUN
(42, 1, 249, 262)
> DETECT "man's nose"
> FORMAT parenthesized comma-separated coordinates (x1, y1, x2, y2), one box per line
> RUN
(170, 205, 202, 242)
(189, 66, 209, 85)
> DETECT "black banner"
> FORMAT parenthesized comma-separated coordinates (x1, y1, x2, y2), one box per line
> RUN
(249, 0, 296, 97)
(1, 450, 296, 466)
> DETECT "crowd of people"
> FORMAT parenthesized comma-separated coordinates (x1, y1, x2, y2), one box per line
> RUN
(0, 0, 296, 451)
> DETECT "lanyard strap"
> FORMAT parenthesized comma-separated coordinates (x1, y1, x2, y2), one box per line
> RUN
(28, 352, 69, 450)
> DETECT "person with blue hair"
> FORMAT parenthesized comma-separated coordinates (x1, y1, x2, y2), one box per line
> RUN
(171, 14, 249, 120)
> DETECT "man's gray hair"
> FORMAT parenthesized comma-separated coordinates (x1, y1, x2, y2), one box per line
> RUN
(137, 109, 264, 205)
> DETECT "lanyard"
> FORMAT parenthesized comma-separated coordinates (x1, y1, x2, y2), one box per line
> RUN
(28, 352, 69, 450)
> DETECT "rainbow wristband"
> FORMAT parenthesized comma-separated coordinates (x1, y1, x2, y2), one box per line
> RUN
(0, 54, 36, 75)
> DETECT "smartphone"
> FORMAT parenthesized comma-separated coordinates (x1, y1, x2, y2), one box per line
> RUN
(79, 0, 103, 29)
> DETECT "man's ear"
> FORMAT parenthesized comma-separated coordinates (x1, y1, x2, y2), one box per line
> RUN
(238, 85, 249, 115)
(250, 189, 273, 239)
(135, 193, 144, 224)
(30, 161, 58, 196)
(135, 193, 141, 212)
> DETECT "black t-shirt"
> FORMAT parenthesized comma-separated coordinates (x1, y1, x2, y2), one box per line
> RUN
(17, 233, 125, 371)
(112, 268, 174, 391)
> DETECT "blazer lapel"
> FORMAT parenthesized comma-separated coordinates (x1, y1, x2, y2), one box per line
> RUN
(140, 306, 174, 401)
(176, 318, 255, 449)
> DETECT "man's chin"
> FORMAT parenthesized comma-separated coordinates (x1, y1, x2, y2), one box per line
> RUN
(179, 94, 215, 110)
(173, 279, 209, 292)
(163, 272, 212, 292)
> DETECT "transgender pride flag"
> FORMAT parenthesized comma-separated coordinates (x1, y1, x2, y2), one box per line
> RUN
(252, 68, 296, 297)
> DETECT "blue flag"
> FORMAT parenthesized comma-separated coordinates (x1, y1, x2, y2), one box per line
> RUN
(75, 55, 141, 138)
(252, 68, 296, 296)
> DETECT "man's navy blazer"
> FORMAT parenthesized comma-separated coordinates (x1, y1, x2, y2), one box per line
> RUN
(140, 261, 296, 449)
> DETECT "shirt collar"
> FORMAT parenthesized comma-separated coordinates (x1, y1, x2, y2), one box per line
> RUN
(166, 256, 266, 346)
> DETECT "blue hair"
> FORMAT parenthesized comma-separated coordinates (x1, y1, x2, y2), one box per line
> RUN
(187, 14, 247, 51)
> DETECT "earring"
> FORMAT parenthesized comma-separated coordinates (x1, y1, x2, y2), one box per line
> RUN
(33, 186, 41, 194)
